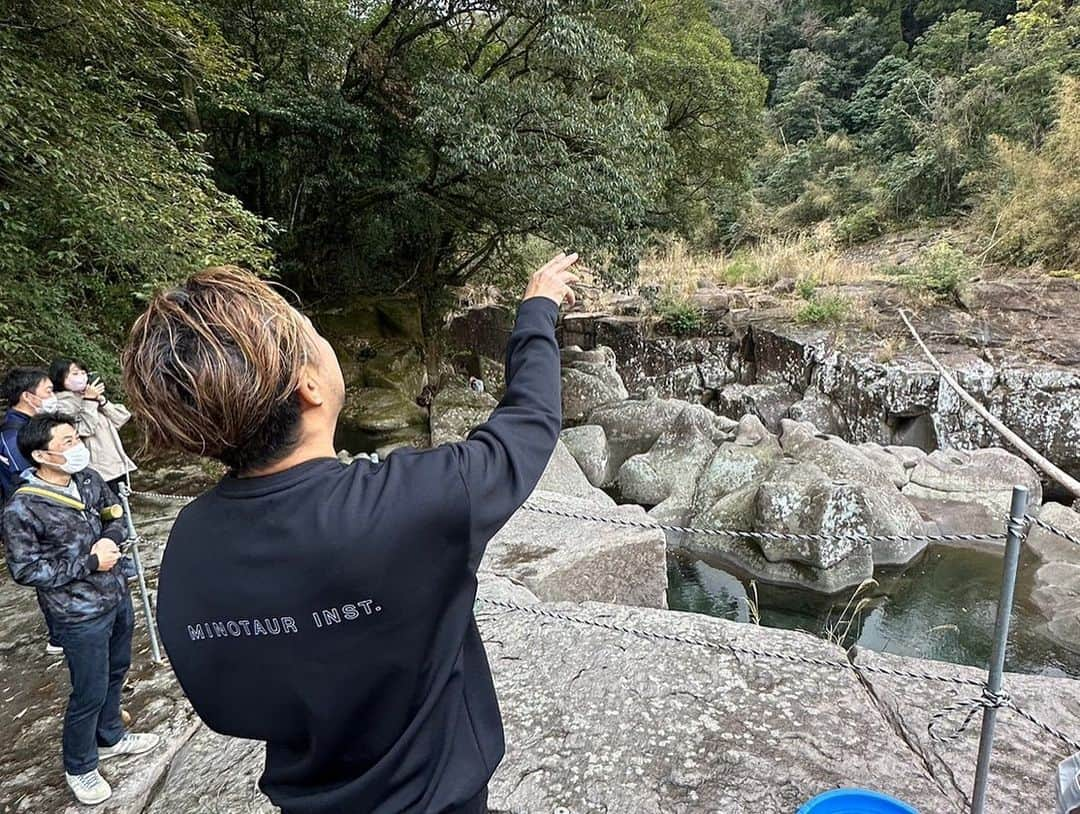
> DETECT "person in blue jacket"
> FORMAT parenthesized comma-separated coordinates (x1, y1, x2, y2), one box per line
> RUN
(1, 367, 58, 498)
(120, 253, 580, 814)
(0, 366, 64, 655)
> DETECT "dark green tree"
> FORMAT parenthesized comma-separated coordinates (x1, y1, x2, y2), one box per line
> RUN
(0, 0, 272, 370)
(197, 1, 764, 352)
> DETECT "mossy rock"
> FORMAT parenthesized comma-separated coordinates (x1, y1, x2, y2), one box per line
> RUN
(362, 344, 427, 395)
(430, 382, 499, 445)
(315, 296, 424, 345)
(341, 386, 428, 433)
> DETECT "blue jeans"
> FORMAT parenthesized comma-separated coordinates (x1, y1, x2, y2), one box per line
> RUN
(52, 594, 133, 774)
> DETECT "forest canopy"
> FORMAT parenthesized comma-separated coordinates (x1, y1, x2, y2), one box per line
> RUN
(1, 0, 1076, 367)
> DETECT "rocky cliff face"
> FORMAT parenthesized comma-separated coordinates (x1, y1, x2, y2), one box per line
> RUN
(556, 311, 1080, 489)
(446, 291, 1080, 489)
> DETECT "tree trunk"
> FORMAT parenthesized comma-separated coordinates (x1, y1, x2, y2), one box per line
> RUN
(417, 259, 449, 386)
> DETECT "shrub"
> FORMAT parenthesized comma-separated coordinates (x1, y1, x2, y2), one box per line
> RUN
(887, 241, 973, 301)
(796, 278, 818, 300)
(834, 204, 885, 245)
(655, 294, 705, 335)
(721, 253, 769, 286)
(972, 77, 1080, 270)
(796, 293, 851, 325)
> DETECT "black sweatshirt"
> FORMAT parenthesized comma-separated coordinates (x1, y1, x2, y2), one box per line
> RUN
(156, 297, 562, 814)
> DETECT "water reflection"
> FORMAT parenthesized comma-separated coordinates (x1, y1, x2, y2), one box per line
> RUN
(667, 544, 1080, 678)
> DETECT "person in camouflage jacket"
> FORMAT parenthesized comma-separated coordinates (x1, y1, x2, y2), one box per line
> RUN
(2, 414, 158, 805)
(3, 463, 131, 623)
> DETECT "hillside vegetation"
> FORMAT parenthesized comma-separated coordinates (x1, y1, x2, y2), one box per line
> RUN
(0, 1, 1076, 371)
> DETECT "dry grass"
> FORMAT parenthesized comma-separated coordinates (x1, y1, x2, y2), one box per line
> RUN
(639, 233, 876, 296)
(873, 336, 907, 363)
(823, 578, 878, 648)
(741, 580, 762, 626)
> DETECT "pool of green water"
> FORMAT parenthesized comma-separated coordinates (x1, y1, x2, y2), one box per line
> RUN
(667, 544, 1080, 678)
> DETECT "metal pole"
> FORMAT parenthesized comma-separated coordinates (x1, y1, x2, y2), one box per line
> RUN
(117, 484, 162, 664)
(970, 484, 1028, 814)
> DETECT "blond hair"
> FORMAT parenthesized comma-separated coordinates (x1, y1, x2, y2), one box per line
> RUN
(122, 266, 317, 472)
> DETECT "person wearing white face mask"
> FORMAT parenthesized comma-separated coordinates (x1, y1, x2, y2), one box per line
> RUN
(0, 367, 65, 655)
(0, 367, 61, 498)
(2, 414, 159, 805)
(51, 359, 137, 492)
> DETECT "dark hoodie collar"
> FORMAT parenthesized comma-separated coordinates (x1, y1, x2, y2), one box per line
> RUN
(213, 456, 345, 499)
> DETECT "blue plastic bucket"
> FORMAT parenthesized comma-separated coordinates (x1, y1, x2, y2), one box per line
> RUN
(797, 788, 919, 814)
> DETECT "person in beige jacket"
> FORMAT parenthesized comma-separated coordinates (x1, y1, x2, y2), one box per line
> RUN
(50, 359, 137, 491)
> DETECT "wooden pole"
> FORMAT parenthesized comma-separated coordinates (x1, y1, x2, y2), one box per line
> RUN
(898, 309, 1080, 500)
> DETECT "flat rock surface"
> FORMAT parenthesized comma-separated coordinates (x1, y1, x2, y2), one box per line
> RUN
(5, 493, 1078, 814)
(854, 648, 1080, 814)
(481, 490, 668, 609)
(145, 594, 1080, 814)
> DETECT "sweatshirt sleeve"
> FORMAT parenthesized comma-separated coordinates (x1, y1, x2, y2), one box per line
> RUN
(57, 392, 100, 437)
(101, 401, 132, 429)
(449, 297, 562, 569)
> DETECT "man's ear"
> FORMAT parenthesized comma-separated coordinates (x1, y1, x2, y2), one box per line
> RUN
(296, 368, 324, 409)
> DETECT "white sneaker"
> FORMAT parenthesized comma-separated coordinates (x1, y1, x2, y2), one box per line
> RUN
(98, 732, 160, 760)
(65, 769, 112, 805)
(45, 642, 63, 656)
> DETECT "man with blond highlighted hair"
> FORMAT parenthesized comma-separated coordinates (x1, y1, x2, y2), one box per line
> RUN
(122, 253, 580, 814)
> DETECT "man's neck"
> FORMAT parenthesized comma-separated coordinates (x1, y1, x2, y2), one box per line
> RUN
(238, 436, 337, 479)
(35, 467, 72, 488)
(13, 404, 35, 418)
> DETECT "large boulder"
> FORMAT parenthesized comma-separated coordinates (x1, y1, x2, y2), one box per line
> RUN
(615, 406, 718, 523)
(481, 490, 667, 608)
(429, 382, 498, 445)
(753, 461, 917, 569)
(446, 303, 514, 361)
(715, 382, 801, 433)
(535, 440, 615, 509)
(341, 386, 428, 434)
(589, 396, 736, 476)
(902, 448, 1043, 533)
(1026, 502, 1080, 653)
(559, 425, 610, 488)
(359, 344, 427, 396)
(757, 460, 927, 568)
(688, 487, 876, 595)
(856, 443, 922, 489)
(687, 416, 782, 531)
(560, 345, 629, 423)
(788, 386, 847, 436)
(694, 417, 781, 496)
(778, 419, 899, 492)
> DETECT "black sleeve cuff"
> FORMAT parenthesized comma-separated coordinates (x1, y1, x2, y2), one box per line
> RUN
(86, 554, 99, 572)
(102, 527, 126, 546)
(517, 296, 559, 325)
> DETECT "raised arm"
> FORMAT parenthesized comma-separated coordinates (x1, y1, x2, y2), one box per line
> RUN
(56, 391, 100, 437)
(449, 253, 580, 567)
